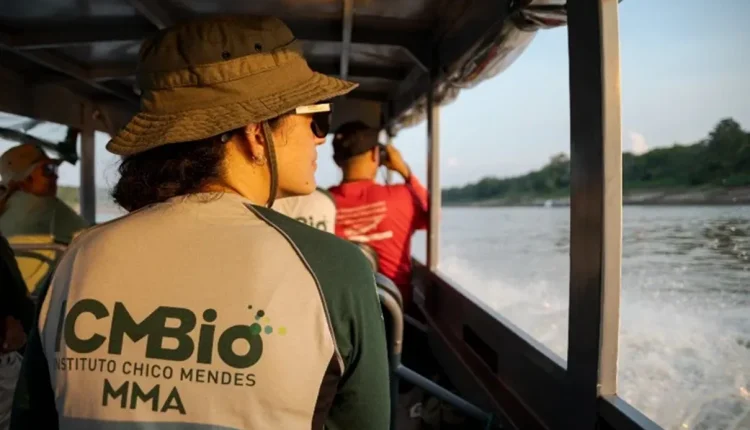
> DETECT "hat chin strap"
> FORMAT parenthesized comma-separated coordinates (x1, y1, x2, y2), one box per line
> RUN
(261, 121, 279, 208)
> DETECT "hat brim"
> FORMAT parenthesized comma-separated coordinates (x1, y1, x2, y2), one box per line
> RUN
(107, 72, 358, 156)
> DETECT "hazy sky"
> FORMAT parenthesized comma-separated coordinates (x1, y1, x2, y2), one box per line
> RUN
(1, 0, 748, 190)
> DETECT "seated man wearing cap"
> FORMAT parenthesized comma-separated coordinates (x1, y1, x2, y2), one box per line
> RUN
(271, 187, 337, 233)
(0, 144, 90, 245)
(328, 121, 429, 310)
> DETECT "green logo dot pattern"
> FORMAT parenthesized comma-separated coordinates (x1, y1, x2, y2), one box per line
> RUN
(252, 308, 286, 336)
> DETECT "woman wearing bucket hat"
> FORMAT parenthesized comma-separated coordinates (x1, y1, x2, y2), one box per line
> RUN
(11, 16, 390, 430)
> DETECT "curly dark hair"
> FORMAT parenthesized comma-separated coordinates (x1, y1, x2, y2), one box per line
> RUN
(111, 136, 227, 212)
(112, 117, 286, 212)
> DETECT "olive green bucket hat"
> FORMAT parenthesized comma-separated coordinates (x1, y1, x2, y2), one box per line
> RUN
(106, 15, 358, 156)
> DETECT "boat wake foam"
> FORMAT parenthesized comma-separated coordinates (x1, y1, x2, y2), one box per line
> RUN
(436, 253, 750, 430)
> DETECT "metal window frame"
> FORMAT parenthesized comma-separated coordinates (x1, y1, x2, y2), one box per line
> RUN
(564, 0, 623, 426)
(79, 102, 96, 224)
(426, 75, 441, 270)
(416, 0, 664, 429)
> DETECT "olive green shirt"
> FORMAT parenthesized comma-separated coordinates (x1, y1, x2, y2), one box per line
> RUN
(0, 192, 90, 244)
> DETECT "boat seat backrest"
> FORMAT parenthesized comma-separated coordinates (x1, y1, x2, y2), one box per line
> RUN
(7, 234, 67, 298)
(375, 272, 402, 310)
(353, 242, 380, 272)
(375, 272, 404, 361)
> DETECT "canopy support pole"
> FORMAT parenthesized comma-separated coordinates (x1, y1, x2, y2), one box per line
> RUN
(385, 133, 394, 184)
(339, 0, 354, 80)
(565, 0, 623, 428)
(426, 81, 440, 270)
(79, 102, 96, 224)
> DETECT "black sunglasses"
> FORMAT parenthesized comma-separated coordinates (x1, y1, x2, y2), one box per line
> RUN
(219, 103, 333, 143)
(41, 162, 59, 177)
(294, 103, 332, 139)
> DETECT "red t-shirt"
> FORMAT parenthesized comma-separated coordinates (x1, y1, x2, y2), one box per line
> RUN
(328, 176, 428, 306)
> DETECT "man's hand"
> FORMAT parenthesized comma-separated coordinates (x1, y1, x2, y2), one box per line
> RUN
(383, 145, 411, 179)
(1, 316, 27, 353)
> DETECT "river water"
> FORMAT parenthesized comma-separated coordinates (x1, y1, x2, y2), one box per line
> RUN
(411, 206, 750, 430)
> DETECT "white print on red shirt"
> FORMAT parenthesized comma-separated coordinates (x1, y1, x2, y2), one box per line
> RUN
(336, 201, 394, 243)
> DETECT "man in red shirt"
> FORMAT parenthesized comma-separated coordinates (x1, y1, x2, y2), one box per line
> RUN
(328, 121, 429, 309)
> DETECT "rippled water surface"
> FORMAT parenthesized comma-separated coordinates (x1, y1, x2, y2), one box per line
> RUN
(412, 206, 750, 430)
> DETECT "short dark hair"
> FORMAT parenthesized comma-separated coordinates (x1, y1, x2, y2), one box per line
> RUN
(331, 121, 380, 165)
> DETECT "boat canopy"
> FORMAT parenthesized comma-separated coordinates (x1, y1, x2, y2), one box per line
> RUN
(0, 0, 566, 138)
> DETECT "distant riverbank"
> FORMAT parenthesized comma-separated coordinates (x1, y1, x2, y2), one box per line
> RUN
(443, 119, 750, 207)
(64, 186, 750, 213)
(444, 186, 750, 208)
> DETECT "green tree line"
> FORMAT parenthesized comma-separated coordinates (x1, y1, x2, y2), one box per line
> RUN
(443, 118, 750, 204)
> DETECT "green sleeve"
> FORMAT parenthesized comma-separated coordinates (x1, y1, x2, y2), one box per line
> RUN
(325, 259, 391, 430)
(10, 284, 59, 429)
(250, 206, 390, 429)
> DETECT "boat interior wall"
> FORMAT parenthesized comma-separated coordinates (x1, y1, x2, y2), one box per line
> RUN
(0, 0, 565, 134)
(377, 270, 498, 429)
(412, 263, 566, 429)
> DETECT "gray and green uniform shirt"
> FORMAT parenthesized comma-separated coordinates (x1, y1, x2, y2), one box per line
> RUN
(11, 192, 390, 430)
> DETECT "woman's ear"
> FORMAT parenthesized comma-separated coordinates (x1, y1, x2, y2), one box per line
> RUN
(241, 123, 267, 163)
(371, 146, 379, 163)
